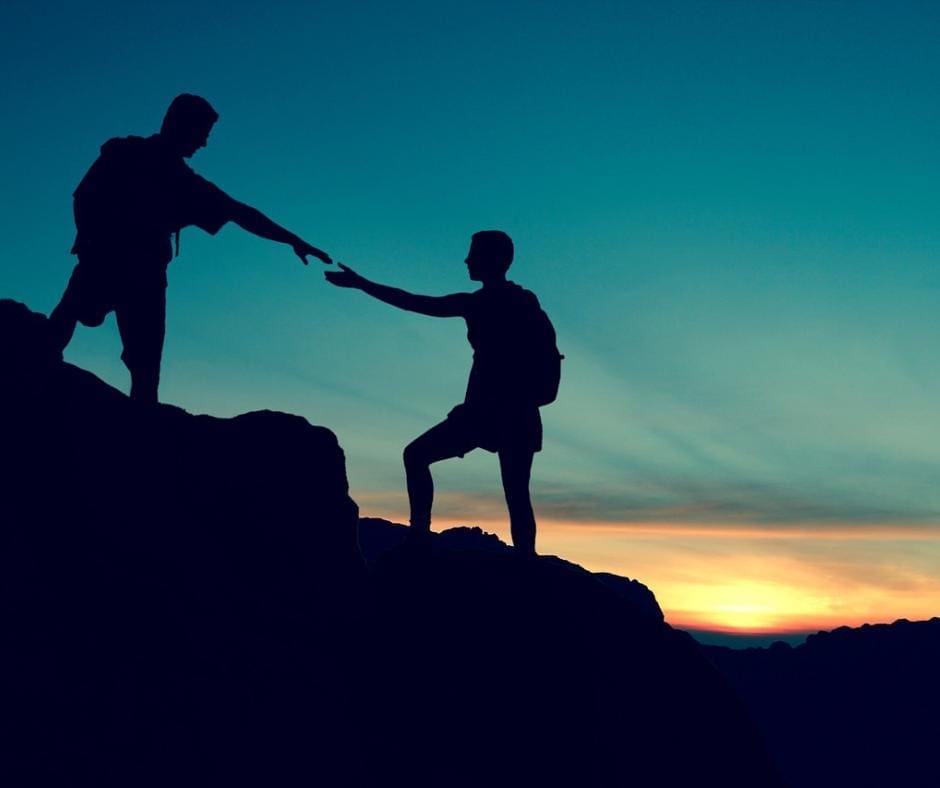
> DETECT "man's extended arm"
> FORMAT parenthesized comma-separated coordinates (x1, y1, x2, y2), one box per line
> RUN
(228, 199, 332, 265)
(325, 263, 470, 317)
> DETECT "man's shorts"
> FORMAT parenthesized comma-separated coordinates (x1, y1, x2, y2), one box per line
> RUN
(60, 259, 167, 328)
(443, 402, 542, 456)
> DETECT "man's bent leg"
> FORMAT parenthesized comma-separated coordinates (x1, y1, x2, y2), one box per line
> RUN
(498, 448, 537, 555)
(116, 284, 167, 405)
(403, 417, 476, 532)
(49, 263, 116, 353)
(48, 266, 93, 353)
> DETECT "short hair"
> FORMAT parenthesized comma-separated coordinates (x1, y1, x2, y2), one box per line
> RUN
(469, 230, 514, 274)
(161, 94, 219, 136)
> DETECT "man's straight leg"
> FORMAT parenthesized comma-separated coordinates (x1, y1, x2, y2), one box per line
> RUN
(498, 447, 537, 556)
(116, 282, 167, 405)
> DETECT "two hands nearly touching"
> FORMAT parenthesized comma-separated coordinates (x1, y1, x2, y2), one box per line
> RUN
(288, 233, 365, 288)
(290, 240, 365, 290)
(286, 231, 363, 287)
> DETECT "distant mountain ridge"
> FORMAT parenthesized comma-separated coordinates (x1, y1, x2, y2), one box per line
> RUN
(706, 617, 940, 788)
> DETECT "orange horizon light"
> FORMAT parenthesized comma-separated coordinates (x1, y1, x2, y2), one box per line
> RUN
(367, 509, 940, 635)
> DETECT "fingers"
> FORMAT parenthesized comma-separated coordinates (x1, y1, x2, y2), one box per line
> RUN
(323, 269, 355, 287)
(307, 253, 357, 283)
(294, 241, 331, 265)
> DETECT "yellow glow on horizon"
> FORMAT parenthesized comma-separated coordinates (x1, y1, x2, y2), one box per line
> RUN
(663, 579, 831, 632)
(539, 518, 940, 632)
(364, 504, 940, 634)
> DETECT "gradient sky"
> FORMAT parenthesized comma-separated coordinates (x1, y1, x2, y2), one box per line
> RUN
(3, 0, 940, 634)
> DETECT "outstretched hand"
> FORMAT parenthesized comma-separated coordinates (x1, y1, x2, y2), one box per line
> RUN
(324, 262, 366, 289)
(293, 240, 333, 265)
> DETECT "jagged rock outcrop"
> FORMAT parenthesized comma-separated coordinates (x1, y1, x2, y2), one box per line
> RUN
(1, 300, 781, 787)
(359, 517, 665, 622)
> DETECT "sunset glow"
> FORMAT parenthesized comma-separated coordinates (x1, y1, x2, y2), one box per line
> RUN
(397, 508, 940, 633)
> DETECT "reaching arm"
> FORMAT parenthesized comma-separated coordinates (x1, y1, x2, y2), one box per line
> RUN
(325, 263, 470, 317)
(228, 200, 332, 265)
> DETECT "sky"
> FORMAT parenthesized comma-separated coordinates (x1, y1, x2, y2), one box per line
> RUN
(3, 0, 940, 636)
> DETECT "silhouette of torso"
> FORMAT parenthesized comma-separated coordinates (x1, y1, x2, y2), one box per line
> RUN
(71, 134, 231, 271)
(464, 280, 543, 409)
(457, 280, 544, 452)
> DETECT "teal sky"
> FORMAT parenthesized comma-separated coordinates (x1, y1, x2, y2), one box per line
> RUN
(3, 0, 940, 555)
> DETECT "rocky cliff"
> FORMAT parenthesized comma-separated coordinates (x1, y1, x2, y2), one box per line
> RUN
(0, 299, 780, 787)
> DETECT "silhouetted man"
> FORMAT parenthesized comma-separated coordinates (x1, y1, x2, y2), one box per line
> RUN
(49, 93, 332, 403)
(326, 231, 561, 556)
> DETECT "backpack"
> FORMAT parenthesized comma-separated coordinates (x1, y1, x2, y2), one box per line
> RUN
(71, 135, 182, 257)
(524, 307, 564, 407)
(465, 283, 563, 408)
(72, 136, 148, 249)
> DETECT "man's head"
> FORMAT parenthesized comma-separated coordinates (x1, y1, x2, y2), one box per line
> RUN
(465, 230, 514, 281)
(160, 94, 219, 158)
